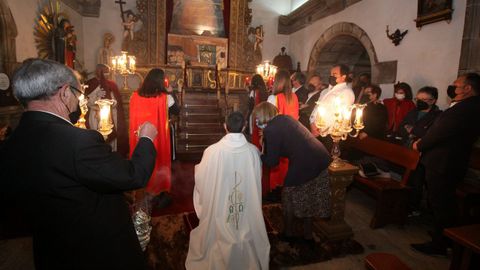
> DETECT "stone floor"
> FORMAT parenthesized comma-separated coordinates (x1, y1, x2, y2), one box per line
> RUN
(0, 189, 450, 270)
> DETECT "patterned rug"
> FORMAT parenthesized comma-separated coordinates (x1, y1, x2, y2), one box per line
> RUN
(145, 204, 363, 270)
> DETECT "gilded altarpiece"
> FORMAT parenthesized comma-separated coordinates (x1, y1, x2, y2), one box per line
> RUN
(130, 0, 252, 72)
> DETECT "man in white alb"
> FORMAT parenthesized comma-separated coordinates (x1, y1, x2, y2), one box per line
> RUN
(310, 64, 355, 136)
(185, 112, 270, 270)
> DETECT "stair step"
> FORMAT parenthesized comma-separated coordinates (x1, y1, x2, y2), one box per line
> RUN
(182, 98, 218, 106)
(177, 136, 222, 145)
(180, 114, 224, 122)
(178, 132, 224, 139)
(183, 106, 220, 114)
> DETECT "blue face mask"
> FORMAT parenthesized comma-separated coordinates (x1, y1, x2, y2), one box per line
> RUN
(255, 118, 267, 129)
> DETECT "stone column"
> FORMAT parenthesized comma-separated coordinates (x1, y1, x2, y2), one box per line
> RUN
(314, 162, 358, 241)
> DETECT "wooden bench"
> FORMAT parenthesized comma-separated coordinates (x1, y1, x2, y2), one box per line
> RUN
(365, 253, 411, 270)
(456, 147, 480, 225)
(444, 224, 480, 270)
(344, 136, 420, 229)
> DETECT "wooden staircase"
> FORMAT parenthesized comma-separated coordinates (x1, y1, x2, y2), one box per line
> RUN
(175, 91, 225, 161)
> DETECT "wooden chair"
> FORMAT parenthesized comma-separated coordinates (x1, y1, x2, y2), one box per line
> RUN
(344, 136, 420, 228)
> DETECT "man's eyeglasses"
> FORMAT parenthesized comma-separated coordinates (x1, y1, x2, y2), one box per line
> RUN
(61, 85, 84, 99)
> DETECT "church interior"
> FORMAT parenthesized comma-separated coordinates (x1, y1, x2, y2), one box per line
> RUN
(1, 0, 479, 269)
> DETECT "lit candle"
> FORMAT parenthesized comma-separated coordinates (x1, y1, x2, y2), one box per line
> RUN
(245, 76, 250, 85)
(355, 107, 364, 126)
(164, 77, 169, 88)
(99, 105, 110, 127)
(111, 58, 117, 70)
(343, 107, 351, 127)
(129, 56, 136, 73)
(316, 106, 326, 128)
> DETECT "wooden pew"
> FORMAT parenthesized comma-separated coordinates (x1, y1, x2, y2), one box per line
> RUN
(456, 147, 480, 225)
(344, 136, 420, 228)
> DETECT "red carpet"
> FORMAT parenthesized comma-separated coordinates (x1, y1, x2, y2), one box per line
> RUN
(151, 161, 196, 216)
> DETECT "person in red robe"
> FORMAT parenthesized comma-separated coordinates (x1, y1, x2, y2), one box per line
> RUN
(129, 68, 177, 197)
(248, 74, 269, 149)
(266, 70, 299, 190)
(383, 82, 416, 138)
(247, 74, 270, 196)
(85, 64, 129, 157)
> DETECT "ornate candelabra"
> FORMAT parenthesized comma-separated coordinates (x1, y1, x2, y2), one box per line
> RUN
(95, 99, 115, 139)
(315, 97, 366, 168)
(256, 60, 277, 86)
(74, 84, 88, 129)
(110, 51, 136, 91)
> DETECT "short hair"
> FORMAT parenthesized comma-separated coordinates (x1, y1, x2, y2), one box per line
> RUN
(225, 111, 245, 133)
(463, 72, 480, 95)
(96, 63, 109, 71)
(334, 64, 350, 76)
(394, 82, 413, 100)
(12, 58, 80, 107)
(367, 84, 382, 98)
(417, 86, 438, 99)
(359, 73, 371, 80)
(138, 68, 167, 97)
(291, 72, 306, 85)
(253, 102, 278, 126)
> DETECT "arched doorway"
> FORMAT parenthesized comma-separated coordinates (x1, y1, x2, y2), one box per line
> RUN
(307, 22, 379, 84)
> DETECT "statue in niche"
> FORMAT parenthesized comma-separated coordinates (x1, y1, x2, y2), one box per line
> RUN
(273, 47, 293, 71)
(253, 25, 263, 65)
(97, 33, 115, 65)
(120, 9, 142, 51)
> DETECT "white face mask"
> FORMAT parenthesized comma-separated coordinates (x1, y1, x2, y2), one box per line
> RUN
(395, 93, 405, 101)
(255, 118, 267, 129)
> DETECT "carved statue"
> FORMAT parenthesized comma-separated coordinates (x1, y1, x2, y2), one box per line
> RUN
(97, 33, 115, 65)
(253, 25, 263, 65)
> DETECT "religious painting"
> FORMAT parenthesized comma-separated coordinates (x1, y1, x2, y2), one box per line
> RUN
(167, 34, 228, 68)
(167, 45, 185, 66)
(198, 45, 216, 66)
(415, 0, 453, 28)
(190, 68, 204, 88)
(170, 0, 226, 37)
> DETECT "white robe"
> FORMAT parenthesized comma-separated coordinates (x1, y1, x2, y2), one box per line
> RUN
(186, 133, 270, 270)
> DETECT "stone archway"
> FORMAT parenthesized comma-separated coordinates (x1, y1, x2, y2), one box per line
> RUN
(308, 22, 396, 84)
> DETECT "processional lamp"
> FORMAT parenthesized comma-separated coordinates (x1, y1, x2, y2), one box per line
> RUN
(315, 97, 366, 168)
(110, 51, 136, 91)
(256, 60, 277, 87)
(74, 84, 88, 129)
(96, 99, 115, 140)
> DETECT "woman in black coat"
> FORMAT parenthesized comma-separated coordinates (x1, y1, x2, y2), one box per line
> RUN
(253, 102, 332, 245)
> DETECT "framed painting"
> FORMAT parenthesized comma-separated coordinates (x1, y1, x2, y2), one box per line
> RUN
(415, 0, 453, 28)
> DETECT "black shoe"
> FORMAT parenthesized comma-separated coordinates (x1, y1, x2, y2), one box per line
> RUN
(277, 233, 298, 245)
(151, 192, 172, 209)
(410, 242, 447, 258)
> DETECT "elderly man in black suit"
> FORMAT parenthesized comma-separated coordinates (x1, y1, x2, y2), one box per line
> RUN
(299, 75, 324, 129)
(0, 58, 157, 269)
(411, 73, 480, 257)
(290, 71, 308, 105)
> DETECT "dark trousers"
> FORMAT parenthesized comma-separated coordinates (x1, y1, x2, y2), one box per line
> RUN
(425, 168, 462, 248)
(408, 164, 426, 211)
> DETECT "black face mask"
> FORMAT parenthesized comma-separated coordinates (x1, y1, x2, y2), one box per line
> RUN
(416, 100, 430, 111)
(447, 85, 457, 99)
(359, 95, 370, 104)
(307, 84, 316, 92)
(329, 76, 337, 86)
(69, 102, 81, 124)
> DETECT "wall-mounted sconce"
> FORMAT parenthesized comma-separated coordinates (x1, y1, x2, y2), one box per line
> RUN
(386, 25, 408, 46)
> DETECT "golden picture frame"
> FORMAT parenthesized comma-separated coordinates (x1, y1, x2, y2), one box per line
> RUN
(415, 0, 453, 28)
